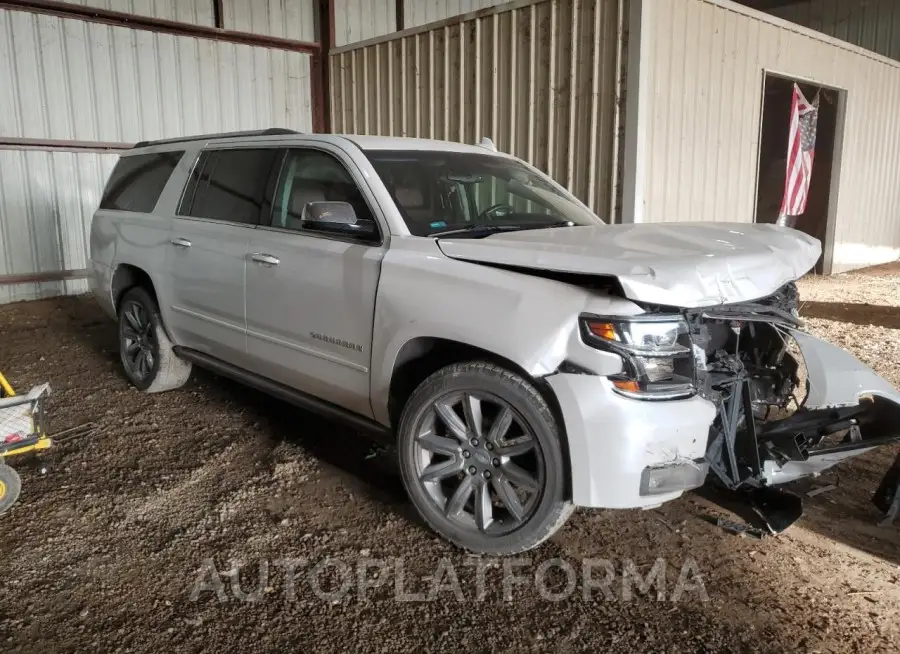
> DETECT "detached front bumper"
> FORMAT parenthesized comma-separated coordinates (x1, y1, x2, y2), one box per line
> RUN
(757, 331, 900, 485)
(546, 373, 715, 509)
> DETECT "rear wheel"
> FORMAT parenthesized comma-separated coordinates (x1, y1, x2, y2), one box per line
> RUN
(118, 287, 191, 393)
(397, 361, 572, 555)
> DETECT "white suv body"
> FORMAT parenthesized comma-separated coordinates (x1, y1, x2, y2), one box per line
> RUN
(90, 131, 900, 553)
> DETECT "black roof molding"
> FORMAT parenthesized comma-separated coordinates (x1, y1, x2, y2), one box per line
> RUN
(132, 128, 300, 149)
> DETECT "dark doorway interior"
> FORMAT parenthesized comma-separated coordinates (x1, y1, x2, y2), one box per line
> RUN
(755, 74, 841, 273)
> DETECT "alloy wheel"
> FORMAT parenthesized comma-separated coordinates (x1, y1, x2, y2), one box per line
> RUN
(412, 391, 545, 536)
(120, 301, 157, 381)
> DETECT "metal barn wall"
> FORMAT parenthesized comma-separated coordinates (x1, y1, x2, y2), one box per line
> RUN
(60, 0, 215, 25)
(334, 0, 396, 46)
(0, 6, 316, 303)
(768, 0, 900, 62)
(0, 149, 118, 304)
(222, 0, 317, 42)
(630, 0, 900, 273)
(0, 10, 313, 143)
(330, 0, 626, 217)
(404, 0, 510, 28)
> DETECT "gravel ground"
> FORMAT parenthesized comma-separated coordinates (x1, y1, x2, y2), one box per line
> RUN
(1, 264, 899, 653)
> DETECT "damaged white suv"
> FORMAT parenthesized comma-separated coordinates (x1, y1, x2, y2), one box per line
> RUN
(90, 130, 900, 554)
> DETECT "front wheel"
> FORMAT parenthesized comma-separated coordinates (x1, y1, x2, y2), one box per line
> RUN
(397, 361, 573, 555)
(118, 287, 192, 393)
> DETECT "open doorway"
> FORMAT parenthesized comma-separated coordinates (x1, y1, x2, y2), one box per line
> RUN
(754, 73, 844, 274)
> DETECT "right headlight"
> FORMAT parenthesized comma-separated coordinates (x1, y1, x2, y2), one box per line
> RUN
(579, 315, 696, 400)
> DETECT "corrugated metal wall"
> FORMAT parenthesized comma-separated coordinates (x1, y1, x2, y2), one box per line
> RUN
(0, 10, 313, 143)
(768, 0, 900, 63)
(330, 0, 626, 217)
(61, 0, 215, 25)
(0, 5, 317, 303)
(0, 149, 118, 304)
(334, 0, 396, 46)
(634, 0, 900, 273)
(404, 0, 510, 28)
(222, 0, 317, 42)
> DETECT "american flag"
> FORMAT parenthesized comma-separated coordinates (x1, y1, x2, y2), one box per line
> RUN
(778, 84, 819, 221)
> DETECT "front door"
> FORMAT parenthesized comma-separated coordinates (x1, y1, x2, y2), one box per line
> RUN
(166, 147, 279, 366)
(244, 146, 386, 418)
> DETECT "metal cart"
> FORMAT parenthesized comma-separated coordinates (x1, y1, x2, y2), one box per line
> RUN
(0, 372, 52, 514)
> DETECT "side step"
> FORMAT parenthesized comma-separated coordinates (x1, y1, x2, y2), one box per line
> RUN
(174, 347, 391, 439)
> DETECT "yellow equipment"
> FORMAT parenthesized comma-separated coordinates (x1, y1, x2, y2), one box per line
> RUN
(0, 371, 52, 514)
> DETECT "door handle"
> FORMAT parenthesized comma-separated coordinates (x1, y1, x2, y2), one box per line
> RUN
(251, 253, 280, 267)
(170, 237, 192, 248)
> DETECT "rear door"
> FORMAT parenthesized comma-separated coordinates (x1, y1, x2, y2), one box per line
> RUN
(165, 147, 279, 366)
(244, 146, 386, 418)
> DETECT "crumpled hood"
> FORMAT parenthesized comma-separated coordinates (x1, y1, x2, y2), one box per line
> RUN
(437, 223, 822, 307)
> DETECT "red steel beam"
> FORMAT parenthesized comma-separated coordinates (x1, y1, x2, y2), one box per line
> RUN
(0, 269, 88, 286)
(0, 137, 132, 152)
(395, 0, 404, 31)
(312, 0, 335, 133)
(212, 0, 224, 29)
(0, 0, 321, 53)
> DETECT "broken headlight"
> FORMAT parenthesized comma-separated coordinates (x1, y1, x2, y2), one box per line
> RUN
(579, 315, 696, 400)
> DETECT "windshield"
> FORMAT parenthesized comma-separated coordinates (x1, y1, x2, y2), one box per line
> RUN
(364, 150, 604, 236)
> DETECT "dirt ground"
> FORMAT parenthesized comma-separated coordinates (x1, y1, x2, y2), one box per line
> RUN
(2, 264, 900, 653)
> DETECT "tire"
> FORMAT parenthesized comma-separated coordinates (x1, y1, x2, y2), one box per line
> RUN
(397, 361, 573, 555)
(0, 463, 22, 515)
(118, 287, 192, 393)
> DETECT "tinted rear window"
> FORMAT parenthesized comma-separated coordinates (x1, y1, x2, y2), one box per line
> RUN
(100, 151, 184, 212)
(178, 148, 278, 225)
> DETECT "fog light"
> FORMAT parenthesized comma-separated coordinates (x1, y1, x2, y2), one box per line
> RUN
(639, 460, 709, 496)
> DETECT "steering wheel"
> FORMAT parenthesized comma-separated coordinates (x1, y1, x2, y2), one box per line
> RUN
(478, 203, 515, 221)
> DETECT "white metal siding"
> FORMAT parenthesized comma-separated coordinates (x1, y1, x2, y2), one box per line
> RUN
(60, 0, 214, 26)
(0, 149, 118, 304)
(0, 6, 316, 303)
(636, 0, 900, 272)
(405, 0, 510, 28)
(0, 8, 314, 143)
(330, 0, 625, 216)
(769, 0, 900, 62)
(221, 0, 317, 42)
(334, 0, 396, 46)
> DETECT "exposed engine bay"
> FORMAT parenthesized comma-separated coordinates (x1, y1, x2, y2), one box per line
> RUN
(683, 283, 900, 528)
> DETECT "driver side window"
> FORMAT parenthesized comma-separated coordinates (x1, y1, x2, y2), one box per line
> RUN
(272, 149, 373, 231)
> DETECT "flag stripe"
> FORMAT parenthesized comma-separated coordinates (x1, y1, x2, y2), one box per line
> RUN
(779, 83, 819, 218)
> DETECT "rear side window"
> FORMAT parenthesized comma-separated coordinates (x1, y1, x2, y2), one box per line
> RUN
(178, 148, 278, 225)
(100, 151, 184, 212)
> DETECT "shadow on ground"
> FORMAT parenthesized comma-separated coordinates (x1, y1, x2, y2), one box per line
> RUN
(800, 301, 900, 329)
(3, 294, 899, 652)
(62, 296, 410, 511)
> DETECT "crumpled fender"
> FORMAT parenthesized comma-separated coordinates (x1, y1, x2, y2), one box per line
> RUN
(789, 330, 900, 408)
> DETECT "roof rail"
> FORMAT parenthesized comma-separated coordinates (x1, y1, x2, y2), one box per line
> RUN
(132, 128, 300, 149)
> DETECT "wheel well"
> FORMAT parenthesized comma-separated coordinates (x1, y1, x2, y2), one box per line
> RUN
(111, 264, 158, 314)
(387, 337, 572, 496)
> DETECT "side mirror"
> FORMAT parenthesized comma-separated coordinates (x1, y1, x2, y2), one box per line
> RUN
(301, 201, 378, 239)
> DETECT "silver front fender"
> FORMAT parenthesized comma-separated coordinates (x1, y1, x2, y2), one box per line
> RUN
(761, 330, 900, 485)
(790, 330, 900, 408)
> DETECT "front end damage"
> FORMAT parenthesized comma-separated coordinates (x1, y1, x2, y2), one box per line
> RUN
(688, 283, 900, 530)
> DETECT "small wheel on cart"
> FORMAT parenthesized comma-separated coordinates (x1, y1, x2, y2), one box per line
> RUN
(0, 463, 22, 515)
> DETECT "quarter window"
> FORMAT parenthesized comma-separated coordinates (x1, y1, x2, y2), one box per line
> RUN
(100, 151, 184, 213)
(180, 148, 278, 225)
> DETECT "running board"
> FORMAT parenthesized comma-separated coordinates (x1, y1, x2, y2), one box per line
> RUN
(174, 347, 391, 438)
